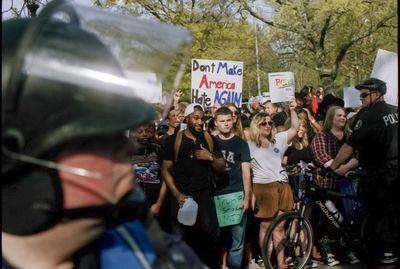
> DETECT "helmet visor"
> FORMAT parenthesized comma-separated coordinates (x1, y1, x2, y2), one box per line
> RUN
(8, 0, 192, 120)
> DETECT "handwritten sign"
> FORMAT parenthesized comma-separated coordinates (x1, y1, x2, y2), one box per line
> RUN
(214, 191, 244, 227)
(191, 59, 243, 108)
(268, 72, 295, 103)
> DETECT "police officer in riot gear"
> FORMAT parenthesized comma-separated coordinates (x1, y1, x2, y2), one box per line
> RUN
(2, 0, 206, 268)
(330, 77, 398, 265)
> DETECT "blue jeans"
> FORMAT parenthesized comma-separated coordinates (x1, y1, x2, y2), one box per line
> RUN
(220, 212, 247, 269)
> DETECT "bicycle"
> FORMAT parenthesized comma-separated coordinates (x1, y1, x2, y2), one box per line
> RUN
(260, 162, 370, 269)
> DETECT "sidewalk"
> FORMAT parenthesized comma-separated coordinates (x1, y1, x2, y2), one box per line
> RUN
(317, 261, 398, 269)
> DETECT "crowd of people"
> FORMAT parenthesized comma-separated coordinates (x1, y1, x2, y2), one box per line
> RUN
(127, 79, 398, 269)
(2, 1, 398, 269)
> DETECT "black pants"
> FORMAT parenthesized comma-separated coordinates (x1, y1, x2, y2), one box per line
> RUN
(361, 166, 399, 256)
(171, 188, 220, 269)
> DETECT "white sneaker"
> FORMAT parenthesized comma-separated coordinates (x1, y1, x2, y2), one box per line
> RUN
(246, 261, 263, 269)
(325, 253, 340, 266)
(346, 251, 360, 264)
(380, 251, 399, 264)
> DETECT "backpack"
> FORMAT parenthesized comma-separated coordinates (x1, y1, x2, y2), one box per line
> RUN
(173, 130, 219, 189)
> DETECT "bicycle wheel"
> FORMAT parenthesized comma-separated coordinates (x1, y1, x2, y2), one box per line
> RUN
(261, 211, 313, 269)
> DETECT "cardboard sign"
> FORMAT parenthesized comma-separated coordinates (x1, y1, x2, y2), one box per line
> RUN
(191, 59, 243, 108)
(268, 72, 295, 103)
(371, 49, 398, 106)
(214, 191, 244, 227)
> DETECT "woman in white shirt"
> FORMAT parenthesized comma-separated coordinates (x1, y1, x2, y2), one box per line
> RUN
(248, 98, 299, 269)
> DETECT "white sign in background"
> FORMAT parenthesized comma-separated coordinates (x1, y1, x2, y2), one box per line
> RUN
(125, 71, 162, 103)
(371, 49, 398, 106)
(268, 72, 295, 103)
(343, 87, 362, 108)
(191, 59, 243, 108)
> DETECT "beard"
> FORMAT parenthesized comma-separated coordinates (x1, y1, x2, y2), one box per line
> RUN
(188, 122, 204, 138)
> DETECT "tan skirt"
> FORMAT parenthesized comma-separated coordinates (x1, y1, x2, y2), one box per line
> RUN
(253, 181, 294, 219)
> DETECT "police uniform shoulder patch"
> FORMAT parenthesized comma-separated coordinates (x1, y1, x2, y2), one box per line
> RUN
(354, 119, 362, 130)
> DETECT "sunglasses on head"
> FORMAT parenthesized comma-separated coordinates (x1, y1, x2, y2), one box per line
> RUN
(360, 92, 372, 99)
(260, 121, 274, 127)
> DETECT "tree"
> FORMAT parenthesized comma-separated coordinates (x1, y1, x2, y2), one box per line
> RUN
(2, 0, 48, 18)
(107, 0, 275, 100)
(239, 0, 397, 93)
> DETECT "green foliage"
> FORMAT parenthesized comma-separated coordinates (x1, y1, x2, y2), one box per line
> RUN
(94, 0, 397, 97)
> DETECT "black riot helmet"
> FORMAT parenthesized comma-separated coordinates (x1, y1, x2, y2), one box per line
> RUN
(2, 0, 192, 235)
(355, 77, 387, 94)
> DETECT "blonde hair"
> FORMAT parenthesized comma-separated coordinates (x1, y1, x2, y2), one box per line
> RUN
(249, 112, 276, 147)
(224, 103, 245, 140)
(292, 119, 309, 147)
(323, 106, 351, 135)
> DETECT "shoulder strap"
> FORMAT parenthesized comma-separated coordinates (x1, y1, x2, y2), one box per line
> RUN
(174, 130, 184, 163)
(175, 130, 214, 163)
(204, 132, 214, 153)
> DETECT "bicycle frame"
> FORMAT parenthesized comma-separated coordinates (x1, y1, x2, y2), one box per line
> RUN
(261, 163, 367, 269)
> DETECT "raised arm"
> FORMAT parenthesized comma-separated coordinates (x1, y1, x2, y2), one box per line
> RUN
(287, 97, 300, 143)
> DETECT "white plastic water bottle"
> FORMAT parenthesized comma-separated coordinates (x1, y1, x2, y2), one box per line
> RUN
(177, 196, 198, 226)
(324, 200, 343, 222)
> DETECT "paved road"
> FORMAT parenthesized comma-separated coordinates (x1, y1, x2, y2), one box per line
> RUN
(307, 261, 398, 269)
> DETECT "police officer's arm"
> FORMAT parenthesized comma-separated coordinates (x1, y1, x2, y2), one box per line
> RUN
(161, 160, 186, 207)
(330, 143, 354, 170)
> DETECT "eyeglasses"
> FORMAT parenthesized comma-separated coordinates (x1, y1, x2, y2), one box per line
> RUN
(360, 92, 372, 99)
(259, 121, 274, 127)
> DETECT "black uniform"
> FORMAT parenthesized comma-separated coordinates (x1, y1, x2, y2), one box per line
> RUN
(347, 101, 398, 256)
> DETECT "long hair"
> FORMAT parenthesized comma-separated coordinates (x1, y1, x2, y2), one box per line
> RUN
(224, 103, 245, 139)
(323, 105, 351, 135)
(249, 112, 276, 147)
(291, 119, 309, 147)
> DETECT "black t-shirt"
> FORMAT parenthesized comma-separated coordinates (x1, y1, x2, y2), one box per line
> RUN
(285, 145, 313, 166)
(163, 131, 223, 194)
(347, 101, 398, 170)
(214, 135, 251, 195)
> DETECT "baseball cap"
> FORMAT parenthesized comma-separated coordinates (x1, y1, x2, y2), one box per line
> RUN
(184, 103, 204, 117)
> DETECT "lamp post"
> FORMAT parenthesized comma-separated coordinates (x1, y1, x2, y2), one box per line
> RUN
(355, 64, 360, 83)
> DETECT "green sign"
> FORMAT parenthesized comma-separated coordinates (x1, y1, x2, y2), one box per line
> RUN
(214, 191, 244, 227)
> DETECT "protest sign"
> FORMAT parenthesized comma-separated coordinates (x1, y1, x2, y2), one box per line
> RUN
(343, 87, 361, 108)
(268, 72, 295, 103)
(191, 59, 243, 108)
(371, 49, 398, 106)
(214, 191, 244, 227)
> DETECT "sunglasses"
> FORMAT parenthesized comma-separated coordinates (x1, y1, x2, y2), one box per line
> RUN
(260, 121, 274, 127)
(360, 92, 372, 99)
